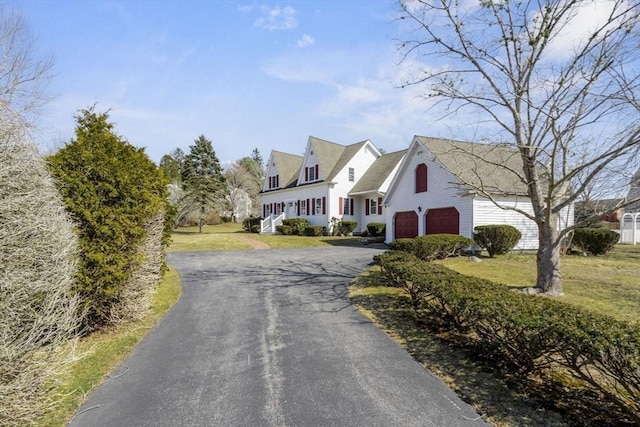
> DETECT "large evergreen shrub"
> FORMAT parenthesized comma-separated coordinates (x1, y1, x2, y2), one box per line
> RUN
(473, 224, 522, 257)
(47, 107, 170, 330)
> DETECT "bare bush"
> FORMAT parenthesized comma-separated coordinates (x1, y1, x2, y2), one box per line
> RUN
(108, 210, 167, 324)
(0, 116, 81, 426)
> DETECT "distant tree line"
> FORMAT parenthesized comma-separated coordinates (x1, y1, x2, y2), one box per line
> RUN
(159, 140, 264, 230)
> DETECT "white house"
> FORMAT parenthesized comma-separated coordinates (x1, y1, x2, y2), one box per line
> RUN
(383, 136, 574, 249)
(259, 136, 405, 234)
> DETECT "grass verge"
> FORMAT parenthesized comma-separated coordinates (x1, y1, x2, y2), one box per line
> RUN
(37, 268, 181, 426)
(438, 245, 640, 323)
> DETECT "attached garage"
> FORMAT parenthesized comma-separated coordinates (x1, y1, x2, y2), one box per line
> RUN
(394, 211, 418, 239)
(425, 207, 459, 235)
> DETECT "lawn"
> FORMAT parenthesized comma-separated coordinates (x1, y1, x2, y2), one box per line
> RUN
(438, 245, 640, 323)
(168, 223, 367, 252)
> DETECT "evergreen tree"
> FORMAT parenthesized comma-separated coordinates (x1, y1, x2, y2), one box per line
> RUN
(180, 135, 227, 232)
(48, 107, 170, 329)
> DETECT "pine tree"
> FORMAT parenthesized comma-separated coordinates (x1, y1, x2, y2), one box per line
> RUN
(180, 135, 227, 232)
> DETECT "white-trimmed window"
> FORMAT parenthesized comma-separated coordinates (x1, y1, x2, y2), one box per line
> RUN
(369, 198, 377, 214)
(315, 198, 322, 215)
(300, 200, 307, 215)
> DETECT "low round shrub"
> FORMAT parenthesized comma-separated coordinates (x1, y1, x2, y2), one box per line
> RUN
(282, 218, 309, 235)
(243, 217, 262, 233)
(390, 234, 473, 261)
(304, 226, 324, 236)
(340, 220, 358, 235)
(572, 228, 620, 255)
(276, 225, 293, 235)
(473, 225, 522, 257)
(367, 222, 386, 237)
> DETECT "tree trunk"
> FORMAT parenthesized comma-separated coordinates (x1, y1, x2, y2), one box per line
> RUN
(535, 224, 563, 296)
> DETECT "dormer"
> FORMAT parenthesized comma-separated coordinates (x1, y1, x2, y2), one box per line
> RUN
(263, 150, 303, 192)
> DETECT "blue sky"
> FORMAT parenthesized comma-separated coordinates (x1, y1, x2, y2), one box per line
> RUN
(11, 0, 439, 164)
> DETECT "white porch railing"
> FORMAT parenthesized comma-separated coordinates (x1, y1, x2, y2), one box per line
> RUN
(621, 212, 640, 245)
(260, 213, 285, 234)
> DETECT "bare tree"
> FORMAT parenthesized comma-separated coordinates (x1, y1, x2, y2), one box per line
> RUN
(0, 5, 54, 121)
(398, 0, 640, 295)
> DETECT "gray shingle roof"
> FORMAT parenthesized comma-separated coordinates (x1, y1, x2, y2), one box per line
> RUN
(326, 140, 370, 181)
(272, 150, 303, 188)
(349, 149, 406, 194)
(416, 136, 529, 195)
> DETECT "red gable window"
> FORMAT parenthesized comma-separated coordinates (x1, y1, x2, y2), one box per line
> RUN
(415, 163, 428, 193)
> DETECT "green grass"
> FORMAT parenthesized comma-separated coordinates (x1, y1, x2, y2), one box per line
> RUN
(38, 268, 182, 426)
(438, 244, 640, 323)
(168, 223, 366, 251)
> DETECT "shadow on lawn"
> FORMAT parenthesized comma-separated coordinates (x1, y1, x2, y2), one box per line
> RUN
(350, 270, 635, 427)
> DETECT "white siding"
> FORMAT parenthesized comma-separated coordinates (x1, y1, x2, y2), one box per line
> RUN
(384, 142, 473, 243)
(329, 143, 379, 232)
(472, 197, 539, 250)
(260, 184, 331, 228)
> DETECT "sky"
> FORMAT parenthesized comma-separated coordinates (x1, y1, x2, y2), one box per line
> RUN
(10, 0, 438, 165)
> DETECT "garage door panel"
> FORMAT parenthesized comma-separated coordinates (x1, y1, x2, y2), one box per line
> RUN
(394, 211, 418, 239)
(425, 207, 459, 235)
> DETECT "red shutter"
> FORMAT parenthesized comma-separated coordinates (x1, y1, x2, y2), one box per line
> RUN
(339, 197, 343, 215)
(297, 200, 300, 216)
(281, 202, 285, 212)
(315, 165, 319, 180)
(378, 197, 383, 215)
(365, 199, 370, 216)
(307, 199, 311, 215)
(276, 175, 279, 188)
(312, 198, 316, 215)
(322, 197, 326, 215)
(350, 198, 354, 216)
(305, 167, 309, 181)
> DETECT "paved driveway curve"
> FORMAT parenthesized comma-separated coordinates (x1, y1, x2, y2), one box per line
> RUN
(69, 246, 487, 427)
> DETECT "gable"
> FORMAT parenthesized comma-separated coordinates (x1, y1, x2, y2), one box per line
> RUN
(350, 149, 406, 195)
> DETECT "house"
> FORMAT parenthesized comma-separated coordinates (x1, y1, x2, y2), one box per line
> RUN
(621, 167, 640, 244)
(383, 136, 574, 248)
(259, 136, 405, 234)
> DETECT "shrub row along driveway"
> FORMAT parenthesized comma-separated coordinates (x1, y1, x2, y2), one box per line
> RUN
(69, 246, 486, 426)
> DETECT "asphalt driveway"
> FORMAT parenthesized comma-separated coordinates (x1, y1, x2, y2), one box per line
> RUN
(69, 246, 487, 426)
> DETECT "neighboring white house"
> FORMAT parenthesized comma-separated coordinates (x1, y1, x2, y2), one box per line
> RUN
(383, 136, 574, 248)
(621, 166, 640, 244)
(259, 136, 405, 234)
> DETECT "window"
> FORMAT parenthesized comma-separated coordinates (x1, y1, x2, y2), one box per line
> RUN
(339, 197, 353, 215)
(369, 198, 377, 214)
(309, 166, 316, 181)
(348, 167, 355, 182)
(315, 198, 322, 215)
(300, 200, 307, 215)
(415, 163, 428, 193)
(268, 175, 279, 189)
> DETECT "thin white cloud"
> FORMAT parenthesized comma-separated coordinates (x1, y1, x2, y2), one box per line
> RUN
(297, 34, 315, 48)
(254, 6, 297, 30)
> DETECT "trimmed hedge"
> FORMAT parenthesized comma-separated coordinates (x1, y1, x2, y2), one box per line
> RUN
(572, 227, 620, 255)
(243, 217, 262, 233)
(367, 222, 386, 237)
(303, 226, 324, 236)
(375, 250, 640, 421)
(389, 234, 473, 261)
(473, 224, 522, 257)
(282, 218, 309, 235)
(275, 225, 292, 235)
